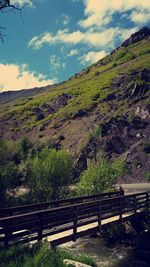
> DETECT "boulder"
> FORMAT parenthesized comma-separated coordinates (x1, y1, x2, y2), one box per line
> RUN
(63, 259, 92, 267)
(135, 105, 150, 120)
(33, 107, 44, 121)
(104, 136, 126, 154)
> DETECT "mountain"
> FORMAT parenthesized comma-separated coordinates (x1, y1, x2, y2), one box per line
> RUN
(0, 27, 150, 182)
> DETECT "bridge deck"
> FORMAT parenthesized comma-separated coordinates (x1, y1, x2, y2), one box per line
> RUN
(46, 212, 134, 243)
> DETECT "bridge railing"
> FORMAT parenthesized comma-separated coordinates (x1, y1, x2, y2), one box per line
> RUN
(0, 191, 122, 217)
(0, 191, 149, 249)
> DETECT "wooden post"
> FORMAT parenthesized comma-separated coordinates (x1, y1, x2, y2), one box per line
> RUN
(119, 186, 124, 196)
(38, 215, 43, 242)
(119, 196, 122, 222)
(98, 201, 101, 233)
(146, 192, 149, 211)
(73, 207, 77, 242)
(4, 222, 9, 249)
(134, 195, 137, 214)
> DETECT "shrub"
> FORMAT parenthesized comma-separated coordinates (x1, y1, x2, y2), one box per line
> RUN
(146, 172, 150, 181)
(27, 148, 72, 201)
(77, 157, 125, 195)
(17, 137, 32, 160)
(143, 143, 150, 154)
(0, 140, 19, 206)
(0, 242, 96, 267)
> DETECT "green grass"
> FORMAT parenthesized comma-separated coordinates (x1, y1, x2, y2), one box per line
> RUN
(0, 242, 96, 267)
(0, 38, 150, 133)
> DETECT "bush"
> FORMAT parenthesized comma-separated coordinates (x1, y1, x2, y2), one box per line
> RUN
(27, 148, 72, 201)
(77, 157, 125, 195)
(143, 143, 150, 154)
(0, 242, 96, 267)
(17, 137, 32, 160)
(146, 172, 150, 181)
(102, 224, 125, 243)
(0, 140, 19, 206)
(0, 242, 65, 267)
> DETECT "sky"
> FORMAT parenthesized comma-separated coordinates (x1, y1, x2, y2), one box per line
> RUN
(0, 0, 150, 92)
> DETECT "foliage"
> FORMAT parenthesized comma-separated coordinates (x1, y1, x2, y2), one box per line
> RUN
(146, 172, 150, 181)
(102, 224, 125, 243)
(0, 242, 96, 267)
(0, 140, 19, 206)
(143, 143, 150, 154)
(77, 157, 126, 195)
(17, 137, 32, 160)
(94, 123, 106, 138)
(61, 250, 96, 267)
(27, 148, 72, 201)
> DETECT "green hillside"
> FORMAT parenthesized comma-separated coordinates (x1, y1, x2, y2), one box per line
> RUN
(0, 27, 150, 182)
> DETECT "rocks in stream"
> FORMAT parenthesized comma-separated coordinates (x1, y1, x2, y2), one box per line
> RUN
(64, 259, 92, 267)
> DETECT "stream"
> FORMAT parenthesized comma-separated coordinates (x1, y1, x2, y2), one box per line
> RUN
(59, 184, 150, 267)
(60, 237, 132, 267)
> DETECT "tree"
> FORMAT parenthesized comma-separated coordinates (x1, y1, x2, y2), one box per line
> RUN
(27, 148, 72, 201)
(0, 0, 21, 10)
(77, 157, 126, 196)
(0, 0, 24, 42)
(0, 140, 19, 206)
(17, 137, 32, 160)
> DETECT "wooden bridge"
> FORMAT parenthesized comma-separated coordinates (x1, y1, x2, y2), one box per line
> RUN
(0, 191, 149, 249)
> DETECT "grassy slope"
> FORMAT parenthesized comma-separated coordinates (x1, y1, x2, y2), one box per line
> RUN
(0, 38, 150, 140)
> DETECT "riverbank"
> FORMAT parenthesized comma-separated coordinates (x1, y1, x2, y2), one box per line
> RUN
(60, 230, 150, 267)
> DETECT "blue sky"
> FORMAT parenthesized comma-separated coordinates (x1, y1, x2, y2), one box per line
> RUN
(0, 0, 150, 91)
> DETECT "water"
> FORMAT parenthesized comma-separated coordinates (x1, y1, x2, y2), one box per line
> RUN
(59, 185, 150, 266)
(60, 237, 132, 267)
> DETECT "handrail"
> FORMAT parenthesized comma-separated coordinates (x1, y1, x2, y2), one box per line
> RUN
(0, 191, 122, 217)
(0, 192, 147, 223)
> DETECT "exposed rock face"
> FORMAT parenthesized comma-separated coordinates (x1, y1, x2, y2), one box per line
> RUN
(74, 109, 88, 118)
(74, 114, 150, 182)
(135, 105, 150, 120)
(32, 107, 44, 121)
(43, 93, 72, 114)
(122, 27, 150, 47)
(74, 150, 88, 178)
(112, 69, 150, 101)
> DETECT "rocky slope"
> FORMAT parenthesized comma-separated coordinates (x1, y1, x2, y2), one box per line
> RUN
(0, 27, 150, 182)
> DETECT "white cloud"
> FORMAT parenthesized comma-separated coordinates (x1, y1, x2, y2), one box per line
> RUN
(11, 0, 33, 7)
(62, 14, 71, 26)
(79, 0, 150, 28)
(0, 63, 57, 92)
(79, 50, 107, 65)
(119, 27, 138, 41)
(56, 14, 71, 26)
(130, 10, 150, 25)
(28, 32, 53, 49)
(49, 55, 66, 71)
(68, 49, 79, 57)
(28, 27, 132, 50)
